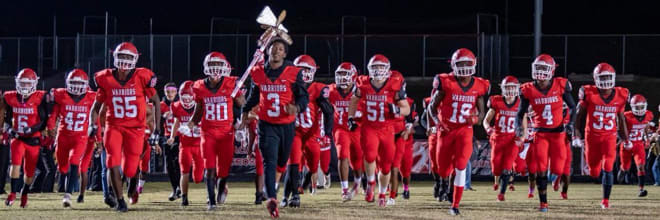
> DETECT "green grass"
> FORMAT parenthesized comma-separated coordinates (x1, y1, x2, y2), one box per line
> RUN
(2, 181, 660, 219)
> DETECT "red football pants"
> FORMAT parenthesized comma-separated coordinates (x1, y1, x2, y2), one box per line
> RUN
(530, 131, 567, 175)
(179, 145, 204, 183)
(104, 125, 145, 178)
(335, 128, 363, 171)
(10, 139, 40, 178)
(393, 136, 414, 178)
(201, 128, 235, 178)
(489, 134, 519, 176)
(619, 142, 646, 172)
(436, 126, 473, 178)
(80, 137, 96, 173)
(585, 133, 616, 177)
(361, 125, 396, 175)
(56, 134, 89, 174)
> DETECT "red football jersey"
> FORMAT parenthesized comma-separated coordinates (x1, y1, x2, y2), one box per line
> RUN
(4, 90, 46, 138)
(171, 101, 201, 146)
(328, 83, 353, 130)
(354, 71, 405, 128)
(296, 82, 328, 136)
(250, 65, 301, 124)
(520, 77, 570, 129)
(488, 95, 520, 136)
(161, 101, 174, 136)
(434, 73, 490, 129)
(624, 110, 653, 143)
(193, 77, 239, 132)
(579, 85, 628, 136)
(47, 89, 96, 136)
(94, 68, 157, 128)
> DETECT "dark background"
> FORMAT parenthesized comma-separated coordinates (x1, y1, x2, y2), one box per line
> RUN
(2, 0, 659, 36)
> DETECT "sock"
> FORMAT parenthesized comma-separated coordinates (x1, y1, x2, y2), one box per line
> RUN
(341, 181, 348, 189)
(500, 173, 509, 194)
(537, 175, 548, 203)
(289, 165, 300, 196)
(301, 171, 311, 190)
(138, 179, 146, 188)
(378, 181, 387, 194)
(602, 171, 613, 199)
(368, 174, 376, 182)
(217, 178, 227, 195)
(638, 171, 645, 189)
(205, 176, 216, 205)
(282, 170, 292, 198)
(403, 184, 409, 191)
(353, 177, 361, 186)
(66, 165, 80, 194)
(452, 186, 464, 208)
(11, 178, 21, 193)
(21, 182, 31, 195)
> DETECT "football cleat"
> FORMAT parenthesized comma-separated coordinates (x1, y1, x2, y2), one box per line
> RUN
(497, 193, 505, 202)
(600, 199, 609, 209)
(289, 195, 300, 208)
(448, 207, 460, 216)
(267, 198, 279, 218)
(5, 193, 16, 206)
(19, 194, 28, 208)
(560, 192, 568, 200)
(62, 193, 72, 208)
(402, 190, 410, 200)
(639, 189, 648, 197)
(116, 199, 128, 212)
(539, 202, 549, 212)
(378, 194, 387, 207)
(77, 194, 84, 203)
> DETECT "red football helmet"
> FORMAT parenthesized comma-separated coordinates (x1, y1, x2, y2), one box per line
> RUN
(113, 42, 139, 70)
(531, 54, 556, 81)
(15, 68, 39, 96)
(294, 55, 319, 83)
(334, 62, 357, 89)
(630, 94, 647, 116)
(593, 62, 616, 89)
(367, 54, 391, 81)
(178, 80, 195, 109)
(450, 48, 477, 77)
(203, 51, 232, 79)
(66, 69, 89, 96)
(500, 75, 520, 98)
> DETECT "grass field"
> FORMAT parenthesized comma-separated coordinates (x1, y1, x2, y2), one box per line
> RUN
(2, 181, 660, 219)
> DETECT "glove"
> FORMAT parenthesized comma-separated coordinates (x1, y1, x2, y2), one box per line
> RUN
(565, 123, 575, 136)
(18, 127, 32, 135)
(571, 138, 584, 148)
(178, 126, 192, 136)
(347, 117, 358, 131)
(486, 127, 495, 136)
(148, 130, 160, 146)
(88, 125, 98, 137)
(355, 110, 363, 119)
(514, 125, 524, 138)
(514, 137, 524, 147)
(7, 128, 19, 139)
(623, 140, 633, 150)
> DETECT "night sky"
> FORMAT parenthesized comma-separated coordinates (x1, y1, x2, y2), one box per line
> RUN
(1, 0, 657, 36)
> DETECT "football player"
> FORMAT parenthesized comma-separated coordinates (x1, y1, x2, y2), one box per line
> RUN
(89, 42, 162, 212)
(347, 54, 410, 207)
(619, 94, 652, 197)
(429, 48, 490, 215)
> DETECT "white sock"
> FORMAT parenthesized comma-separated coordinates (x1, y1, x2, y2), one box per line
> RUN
(138, 180, 146, 187)
(368, 175, 376, 182)
(341, 181, 349, 189)
(378, 182, 388, 194)
(353, 177, 361, 186)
